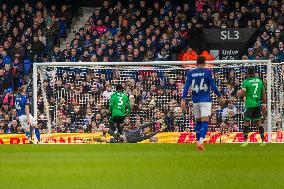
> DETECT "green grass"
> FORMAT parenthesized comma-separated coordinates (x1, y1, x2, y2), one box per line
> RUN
(0, 144, 284, 189)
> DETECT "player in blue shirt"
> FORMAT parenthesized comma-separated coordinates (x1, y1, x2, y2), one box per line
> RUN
(15, 86, 40, 144)
(181, 56, 225, 151)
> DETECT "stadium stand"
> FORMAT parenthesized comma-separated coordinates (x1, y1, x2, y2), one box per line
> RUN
(1, 0, 284, 134)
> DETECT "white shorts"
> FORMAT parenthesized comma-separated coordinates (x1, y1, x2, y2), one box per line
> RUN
(18, 114, 37, 130)
(192, 102, 212, 118)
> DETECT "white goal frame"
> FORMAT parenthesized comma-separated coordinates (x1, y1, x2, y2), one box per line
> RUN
(33, 60, 272, 141)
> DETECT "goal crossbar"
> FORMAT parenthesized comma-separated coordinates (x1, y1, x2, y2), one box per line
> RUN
(33, 60, 270, 67)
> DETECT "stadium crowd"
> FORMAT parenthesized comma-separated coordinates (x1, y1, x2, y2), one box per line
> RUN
(1, 0, 284, 133)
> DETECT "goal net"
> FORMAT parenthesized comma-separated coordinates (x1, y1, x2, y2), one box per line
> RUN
(33, 61, 284, 141)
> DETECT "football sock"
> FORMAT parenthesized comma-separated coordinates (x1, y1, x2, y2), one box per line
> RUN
(195, 122, 202, 141)
(25, 131, 31, 139)
(34, 128, 40, 142)
(199, 122, 208, 144)
(116, 124, 123, 135)
(258, 126, 265, 142)
(243, 126, 249, 142)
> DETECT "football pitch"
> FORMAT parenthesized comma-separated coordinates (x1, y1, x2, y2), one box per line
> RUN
(0, 144, 284, 189)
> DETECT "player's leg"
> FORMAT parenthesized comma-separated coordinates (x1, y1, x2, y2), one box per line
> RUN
(108, 116, 124, 142)
(101, 127, 118, 139)
(199, 103, 211, 145)
(29, 114, 40, 143)
(241, 120, 250, 147)
(254, 107, 266, 146)
(242, 108, 253, 147)
(195, 118, 202, 141)
(19, 115, 32, 144)
(192, 103, 202, 142)
(256, 120, 266, 146)
(112, 116, 125, 137)
(92, 138, 113, 143)
(196, 103, 212, 151)
(108, 116, 117, 133)
(256, 121, 265, 142)
(116, 122, 122, 135)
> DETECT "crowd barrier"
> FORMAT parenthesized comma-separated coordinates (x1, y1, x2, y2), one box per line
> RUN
(0, 132, 282, 144)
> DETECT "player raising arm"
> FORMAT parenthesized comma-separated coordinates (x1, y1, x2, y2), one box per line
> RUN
(238, 67, 266, 147)
(181, 56, 225, 151)
(15, 86, 40, 144)
(108, 84, 131, 139)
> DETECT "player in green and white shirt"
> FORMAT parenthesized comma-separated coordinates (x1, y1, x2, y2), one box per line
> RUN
(108, 84, 131, 139)
(238, 67, 267, 147)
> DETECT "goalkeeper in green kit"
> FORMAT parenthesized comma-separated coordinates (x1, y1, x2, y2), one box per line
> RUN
(108, 84, 131, 140)
(238, 67, 267, 147)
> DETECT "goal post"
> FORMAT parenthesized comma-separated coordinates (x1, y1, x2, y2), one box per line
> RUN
(33, 60, 277, 142)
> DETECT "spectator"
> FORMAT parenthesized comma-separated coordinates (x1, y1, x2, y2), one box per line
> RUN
(10, 57, 23, 90)
(32, 36, 45, 60)
(155, 48, 170, 61)
(0, 68, 8, 94)
(44, 24, 56, 53)
(182, 47, 198, 61)
(3, 0, 284, 134)
(79, 50, 91, 62)
(247, 48, 256, 60)
(49, 46, 61, 62)
(222, 101, 238, 121)
(102, 84, 113, 100)
(0, 117, 5, 133)
(7, 119, 21, 134)
(70, 48, 79, 62)
(2, 88, 14, 108)
(10, 41, 25, 58)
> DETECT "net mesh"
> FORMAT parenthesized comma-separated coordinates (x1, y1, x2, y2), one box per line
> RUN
(35, 62, 284, 133)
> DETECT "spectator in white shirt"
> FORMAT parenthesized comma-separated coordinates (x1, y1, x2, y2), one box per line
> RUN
(222, 101, 238, 121)
(102, 84, 113, 99)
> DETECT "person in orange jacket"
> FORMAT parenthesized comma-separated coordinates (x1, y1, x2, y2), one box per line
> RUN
(201, 51, 215, 61)
(181, 49, 215, 68)
(181, 47, 198, 61)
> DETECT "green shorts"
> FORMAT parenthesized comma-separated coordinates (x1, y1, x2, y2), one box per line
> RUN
(244, 107, 262, 121)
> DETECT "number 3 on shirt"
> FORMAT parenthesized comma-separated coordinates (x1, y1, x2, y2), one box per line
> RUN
(191, 79, 208, 93)
(118, 96, 123, 109)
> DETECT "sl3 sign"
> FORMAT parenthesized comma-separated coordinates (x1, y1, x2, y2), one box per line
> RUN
(220, 30, 240, 40)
